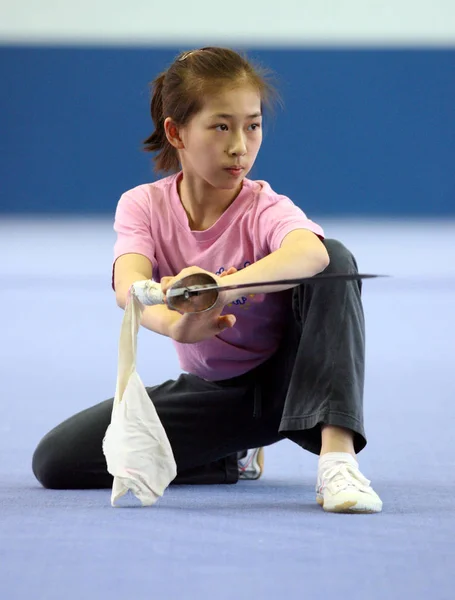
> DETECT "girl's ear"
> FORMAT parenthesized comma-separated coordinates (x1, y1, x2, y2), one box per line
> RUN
(164, 117, 185, 150)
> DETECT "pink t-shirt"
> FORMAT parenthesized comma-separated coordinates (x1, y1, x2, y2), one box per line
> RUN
(113, 173, 324, 381)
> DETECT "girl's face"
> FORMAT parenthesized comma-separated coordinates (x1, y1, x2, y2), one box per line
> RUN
(177, 85, 263, 190)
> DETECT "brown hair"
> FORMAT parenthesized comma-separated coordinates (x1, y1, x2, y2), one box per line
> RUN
(143, 47, 279, 174)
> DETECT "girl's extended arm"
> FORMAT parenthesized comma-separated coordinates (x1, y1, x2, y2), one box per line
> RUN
(220, 229, 329, 303)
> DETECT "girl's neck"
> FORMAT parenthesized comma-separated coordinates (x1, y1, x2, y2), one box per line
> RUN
(177, 173, 243, 231)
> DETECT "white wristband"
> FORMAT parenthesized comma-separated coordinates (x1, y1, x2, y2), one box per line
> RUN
(131, 280, 164, 306)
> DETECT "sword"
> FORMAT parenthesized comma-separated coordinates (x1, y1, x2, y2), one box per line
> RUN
(132, 272, 388, 313)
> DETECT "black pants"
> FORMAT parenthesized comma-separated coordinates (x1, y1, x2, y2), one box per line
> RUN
(32, 239, 366, 489)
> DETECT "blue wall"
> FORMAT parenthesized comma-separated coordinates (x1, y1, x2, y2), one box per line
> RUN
(1, 47, 454, 216)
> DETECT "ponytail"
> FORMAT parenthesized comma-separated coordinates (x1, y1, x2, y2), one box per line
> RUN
(143, 72, 180, 173)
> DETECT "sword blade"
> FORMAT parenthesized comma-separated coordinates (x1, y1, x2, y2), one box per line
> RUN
(167, 273, 388, 298)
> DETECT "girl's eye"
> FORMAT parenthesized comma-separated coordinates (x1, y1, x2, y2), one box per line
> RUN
(214, 123, 261, 132)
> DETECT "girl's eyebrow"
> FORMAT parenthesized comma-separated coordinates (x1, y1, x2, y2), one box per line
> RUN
(211, 112, 262, 119)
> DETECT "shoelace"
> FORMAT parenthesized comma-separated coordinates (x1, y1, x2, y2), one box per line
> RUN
(319, 463, 372, 495)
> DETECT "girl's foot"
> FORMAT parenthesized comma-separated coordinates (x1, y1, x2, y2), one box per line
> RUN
(317, 453, 382, 513)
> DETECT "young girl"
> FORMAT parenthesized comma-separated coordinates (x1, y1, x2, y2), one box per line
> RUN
(32, 47, 382, 513)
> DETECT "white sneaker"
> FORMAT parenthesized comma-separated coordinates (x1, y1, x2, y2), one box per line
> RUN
(238, 448, 264, 480)
(316, 461, 383, 513)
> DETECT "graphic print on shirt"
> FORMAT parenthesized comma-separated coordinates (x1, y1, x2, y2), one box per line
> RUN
(215, 260, 261, 311)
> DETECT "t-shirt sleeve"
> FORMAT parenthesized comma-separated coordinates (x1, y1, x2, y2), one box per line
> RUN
(258, 195, 325, 254)
(112, 190, 158, 288)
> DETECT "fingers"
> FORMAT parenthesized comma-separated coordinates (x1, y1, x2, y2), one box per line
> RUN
(219, 267, 237, 278)
(160, 276, 174, 295)
(218, 314, 236, 330)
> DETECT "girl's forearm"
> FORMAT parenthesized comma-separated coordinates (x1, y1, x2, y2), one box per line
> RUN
(221, 239, 329, 303)
(139, 304, 181, 337)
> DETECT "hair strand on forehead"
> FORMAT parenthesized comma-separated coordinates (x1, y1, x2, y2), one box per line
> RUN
(142, 47, 280, 174)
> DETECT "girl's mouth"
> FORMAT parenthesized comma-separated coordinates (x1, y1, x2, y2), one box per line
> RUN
(225, 167, 244, 177)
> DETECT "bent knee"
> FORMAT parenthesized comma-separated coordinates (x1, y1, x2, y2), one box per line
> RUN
(323, 239, 358, 273)
(32, 436, 64, 489)
(32, 429, 79, 489)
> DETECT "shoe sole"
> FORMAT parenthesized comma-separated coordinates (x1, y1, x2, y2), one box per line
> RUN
(317, 495, 382, 514)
